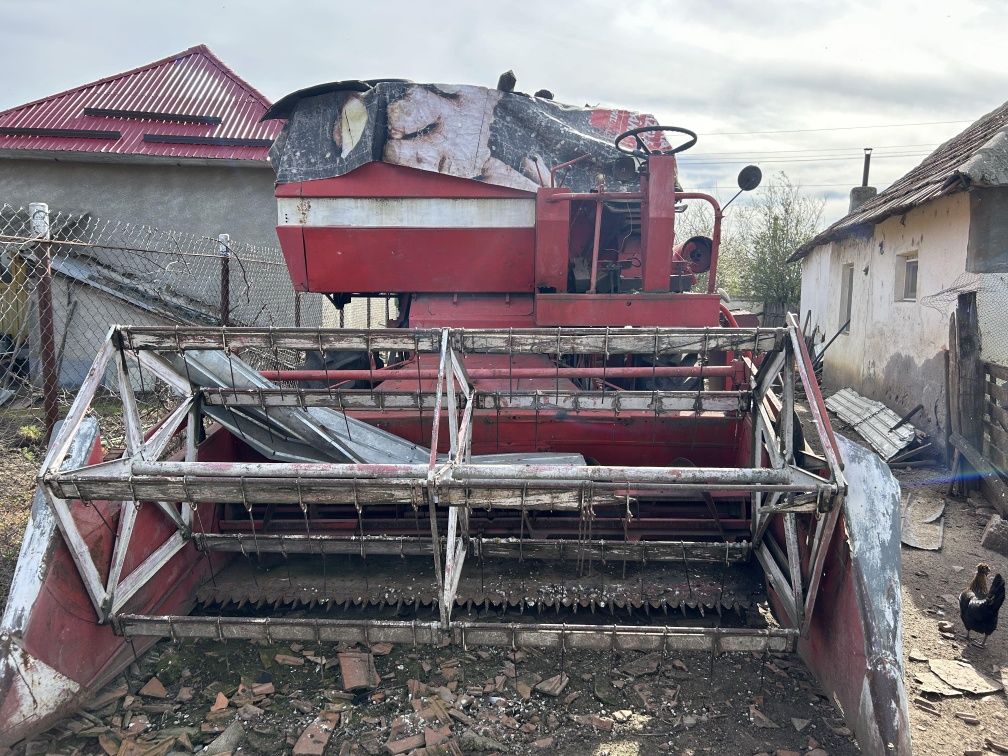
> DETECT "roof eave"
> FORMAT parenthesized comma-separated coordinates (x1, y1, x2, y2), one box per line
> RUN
(786, 174, 974, 263)
(0, 148, 272, 169)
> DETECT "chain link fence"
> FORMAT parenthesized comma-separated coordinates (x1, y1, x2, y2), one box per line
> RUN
(0, 202, 399, 446)
(921, 270, 1008, 367)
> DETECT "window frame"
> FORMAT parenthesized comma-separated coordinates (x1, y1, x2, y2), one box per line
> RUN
(900, 254, 918, 301)
(839, 263, 854, 333)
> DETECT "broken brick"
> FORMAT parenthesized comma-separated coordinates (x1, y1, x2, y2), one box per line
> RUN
(534, 672, 569, 697)
(574, 713, 614, 732)
(749, 705, 779, 729)
(516, 681, 533, 701)
(448, 708, 473, 727)
(97, 733, 119, 756)
(424, 725, 452, 748)
(293, 711, 341, 756)
(138, 677, 167, 699)
(386, 733, 426, 754)
(339, 651, 381, 691)
(620, 652, 662, 677)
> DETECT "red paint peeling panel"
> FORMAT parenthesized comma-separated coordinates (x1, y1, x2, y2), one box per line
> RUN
(301, 227, 536, 293)
(0, 45, 279, 162)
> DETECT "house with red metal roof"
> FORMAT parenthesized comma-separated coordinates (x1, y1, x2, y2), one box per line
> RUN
(0, 44, 281, 244)
(0, 46, 319, 390)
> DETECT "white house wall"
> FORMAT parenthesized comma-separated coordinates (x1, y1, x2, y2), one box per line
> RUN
(799, 193, 971, 441)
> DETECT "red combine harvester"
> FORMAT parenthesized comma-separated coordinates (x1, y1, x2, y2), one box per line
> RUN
(1, 81, 909, 753)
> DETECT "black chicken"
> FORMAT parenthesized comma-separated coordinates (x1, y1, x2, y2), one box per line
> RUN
(960, 563, 1006, 647)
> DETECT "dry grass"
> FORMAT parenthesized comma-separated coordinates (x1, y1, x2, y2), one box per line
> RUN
(0, 404, 46, 608)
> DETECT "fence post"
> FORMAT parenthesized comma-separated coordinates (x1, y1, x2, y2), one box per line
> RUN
(218, 233, 230, 326)
(29, 202, 59, 436)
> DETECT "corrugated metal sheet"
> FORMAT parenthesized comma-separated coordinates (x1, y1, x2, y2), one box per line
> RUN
(0, 45, 279, 162)
(824, 388, 917, 461)
(790, 100, 1008, 261)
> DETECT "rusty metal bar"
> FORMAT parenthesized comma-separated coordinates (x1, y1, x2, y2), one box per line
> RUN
(42, 333, 115, 476)
(119, 325, 786, 355)
(193, 533, 752, 562)
(197, 387, 750, 413)
(218, 234, 230, 327)
(428, 331, 448, 623)
(755, 540, 798, 627)
(786, 312, 844, 486)
(53, 457, 826, 490)
(51, 477, 822, 510)
(117, 614, 798, 653)
(30, 203, 60, 435)
(545, 191, 644, 203)
(259, 364, 740, 382)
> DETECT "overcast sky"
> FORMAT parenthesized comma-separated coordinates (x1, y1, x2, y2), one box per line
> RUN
(2, 0, 1006, 224)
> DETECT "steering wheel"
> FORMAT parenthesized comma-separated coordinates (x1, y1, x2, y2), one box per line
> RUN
(615, 125, 698, 158)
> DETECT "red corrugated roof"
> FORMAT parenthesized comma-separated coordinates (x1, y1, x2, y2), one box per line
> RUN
(0, 45, 279, 162)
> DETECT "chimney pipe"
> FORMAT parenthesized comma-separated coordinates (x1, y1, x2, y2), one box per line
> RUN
(850, 147, 877, 213)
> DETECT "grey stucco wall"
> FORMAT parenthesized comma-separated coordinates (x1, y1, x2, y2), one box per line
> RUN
(798, 193, 971, 448)
(0, 156, 278, 246)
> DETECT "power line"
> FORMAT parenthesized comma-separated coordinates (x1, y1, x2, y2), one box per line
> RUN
(680, 152, 930, 166)
(702, 120, 971, 136)
(697, 184, 867, 189)
(687, 143, 937, 157)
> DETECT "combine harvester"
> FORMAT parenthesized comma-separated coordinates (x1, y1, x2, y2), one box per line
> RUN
(0, 81, 909, 753)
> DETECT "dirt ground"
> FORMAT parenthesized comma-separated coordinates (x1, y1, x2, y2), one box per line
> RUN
(2, 410, 1006, 754)
(6, 638, 859, 756)
(896, 464, 1008, 756)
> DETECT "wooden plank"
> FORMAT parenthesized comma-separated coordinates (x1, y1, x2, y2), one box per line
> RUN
(950, 433, 1008, 517)
(986, 362, 1008, 383)
(956, 294, 984, 449)
(984, 419, 1008, 462)
(988, 402, 1008, 434)
(986, 439, 1008, 475)
(949, 313, 962, 439)
(988, 379, 1008, 407)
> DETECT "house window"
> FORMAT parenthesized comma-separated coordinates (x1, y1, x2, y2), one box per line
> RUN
(839, 263, 854, 333)
(900, 254, 918, 301)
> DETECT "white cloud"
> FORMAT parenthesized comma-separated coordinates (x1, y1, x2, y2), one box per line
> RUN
(0, 0, 1005, 223)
